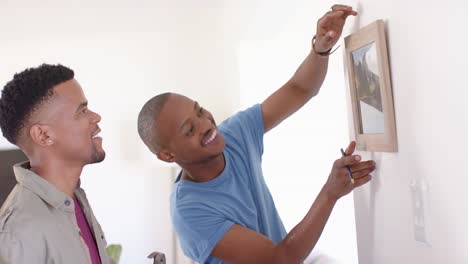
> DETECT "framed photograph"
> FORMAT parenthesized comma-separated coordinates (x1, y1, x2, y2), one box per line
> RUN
(344, 20, 398, 152)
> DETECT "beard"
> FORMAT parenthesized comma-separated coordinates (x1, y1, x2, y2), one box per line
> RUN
(89, 142, 106, 164)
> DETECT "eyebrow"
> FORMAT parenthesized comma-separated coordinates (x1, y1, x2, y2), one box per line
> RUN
(179, 101, 199, 132)
(75, 101, 88, 114)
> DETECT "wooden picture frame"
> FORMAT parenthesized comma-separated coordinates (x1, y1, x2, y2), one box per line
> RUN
(344, 20, 398, 152)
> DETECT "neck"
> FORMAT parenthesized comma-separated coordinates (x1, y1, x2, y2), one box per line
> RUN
(181, 153, 225, 182)
(29, 157, 83, 198)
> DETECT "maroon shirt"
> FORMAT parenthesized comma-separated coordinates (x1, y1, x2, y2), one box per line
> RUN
(74, 197, 102, 264)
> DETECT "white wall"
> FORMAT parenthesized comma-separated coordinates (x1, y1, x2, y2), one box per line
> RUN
(0, 2, 239, 263)
(345, 0, 468, 263)
(232, 1, 359, 263)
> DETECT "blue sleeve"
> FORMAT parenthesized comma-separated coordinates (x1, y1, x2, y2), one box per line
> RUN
(219, 104, 265, 157)
(172, 200, 235, 263)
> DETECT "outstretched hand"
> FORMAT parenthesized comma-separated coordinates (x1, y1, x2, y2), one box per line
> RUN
(324, 141, 375, 201)
(314, 4, 357, 53)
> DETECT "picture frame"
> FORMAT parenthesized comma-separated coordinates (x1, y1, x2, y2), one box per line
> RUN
(344, 19, 398, 152)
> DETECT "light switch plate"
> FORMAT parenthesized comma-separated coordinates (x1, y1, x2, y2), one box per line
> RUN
(410, 177, 431, 246)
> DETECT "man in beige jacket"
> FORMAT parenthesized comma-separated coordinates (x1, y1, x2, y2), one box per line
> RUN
(0, 64, 113, 264)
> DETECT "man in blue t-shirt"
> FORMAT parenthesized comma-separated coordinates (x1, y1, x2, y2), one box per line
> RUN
(137, 4, 375, 264)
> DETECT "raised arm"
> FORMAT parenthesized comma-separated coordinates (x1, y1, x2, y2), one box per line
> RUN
(211, 141, 374, 263)
(262, 5, 357, 133)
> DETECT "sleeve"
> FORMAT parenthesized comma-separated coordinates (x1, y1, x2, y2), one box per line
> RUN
(220, 104, 265, 157)
(0, 231, 41, 264)
(172, 202, 235, 263)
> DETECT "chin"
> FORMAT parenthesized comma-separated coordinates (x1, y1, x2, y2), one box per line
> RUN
(207, 145, 225, 161)
(90, 150, 106, 164)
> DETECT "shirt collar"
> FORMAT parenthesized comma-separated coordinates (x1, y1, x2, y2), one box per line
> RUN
(13, 161, 75, 212)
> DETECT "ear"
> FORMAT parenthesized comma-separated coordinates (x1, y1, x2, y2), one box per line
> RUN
(156, 150, 176, 163)
(29, 125, 55, 147)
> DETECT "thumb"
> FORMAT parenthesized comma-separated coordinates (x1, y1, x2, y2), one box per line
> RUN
(345, 141, 356, 155)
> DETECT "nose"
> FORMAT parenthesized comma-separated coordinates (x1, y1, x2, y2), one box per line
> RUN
(90, 110, 102, 123)
(197, 116, 213, 135)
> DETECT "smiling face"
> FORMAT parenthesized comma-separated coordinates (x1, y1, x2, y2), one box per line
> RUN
(33, 79, 105, 166)
(156, 94, 225, 165)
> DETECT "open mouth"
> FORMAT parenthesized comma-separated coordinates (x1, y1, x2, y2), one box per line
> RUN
(92, 128, 102, 139)
(202, 128, 217, 146)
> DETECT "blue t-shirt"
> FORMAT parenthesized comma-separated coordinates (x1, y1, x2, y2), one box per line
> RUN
(170, 104, 287, 264)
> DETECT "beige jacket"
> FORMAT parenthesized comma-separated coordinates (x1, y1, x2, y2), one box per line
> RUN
(0, 162, 113, 264)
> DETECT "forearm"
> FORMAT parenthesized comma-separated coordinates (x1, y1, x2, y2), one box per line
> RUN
(275, 186, 337, 264)
(288, 49, 329, 97)
(261, 50, 331, 132)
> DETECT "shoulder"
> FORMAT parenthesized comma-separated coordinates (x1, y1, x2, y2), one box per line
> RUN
(220, 104, 265, 157)
(170, 184, 235, 263)
(0, 224, 45, 262)
(219, 104, 263, 133)
(172, 185, 212, 214)
(171, 184, 226, 225)
(0, 186, 49, 237)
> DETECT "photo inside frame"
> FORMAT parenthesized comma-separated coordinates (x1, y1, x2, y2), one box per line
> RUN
(351, 42, 385, 134)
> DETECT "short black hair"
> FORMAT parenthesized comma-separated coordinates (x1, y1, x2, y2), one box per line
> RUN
(137, 92, 173, 153)
(0, 64, 74, 144)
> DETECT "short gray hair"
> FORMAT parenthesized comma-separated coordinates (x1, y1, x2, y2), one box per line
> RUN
(137, 92, 172, 153)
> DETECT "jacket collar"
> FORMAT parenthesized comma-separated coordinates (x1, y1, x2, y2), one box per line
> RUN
(14, 161, 75, 212)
